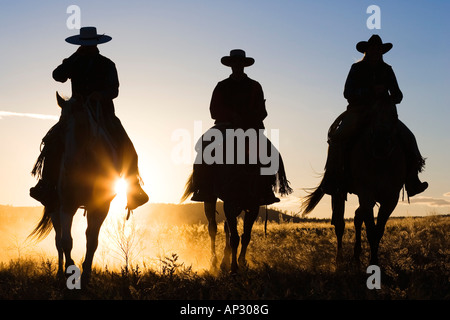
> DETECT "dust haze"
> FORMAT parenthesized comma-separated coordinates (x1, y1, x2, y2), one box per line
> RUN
(0, 203, 296, 272)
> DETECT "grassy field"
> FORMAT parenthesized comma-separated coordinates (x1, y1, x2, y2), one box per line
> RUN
(0, 215, 448, 300)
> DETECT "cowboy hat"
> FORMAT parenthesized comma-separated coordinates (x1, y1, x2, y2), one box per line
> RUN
(65, 26, 112, 45)
(221, 49, 255, 67)
(356, 34, 392, 54)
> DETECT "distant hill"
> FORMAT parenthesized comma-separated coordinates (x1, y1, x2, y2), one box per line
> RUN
(134, 202, 302, 226)
(0, 202, 301, 231)
(0, 205, 43, 230)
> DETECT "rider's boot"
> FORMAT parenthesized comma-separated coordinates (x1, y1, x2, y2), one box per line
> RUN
(190, 164, 216, 202)
(191, 190, 216, 202)
(259, 189, 280, 205)
(405, 174, 428, 197)
(126, 177, 149, 210)
(30, 146, 58, 206)
(30, 179, 55, 207)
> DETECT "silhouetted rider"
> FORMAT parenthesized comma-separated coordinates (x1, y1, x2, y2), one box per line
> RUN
(30, 27, 148, 210)
(323, 35, 428, 197)
(191, 49, 285, 205)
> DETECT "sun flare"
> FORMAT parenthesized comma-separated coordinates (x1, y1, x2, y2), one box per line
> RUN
(110, 178, 128, 212)
(114, 178, 128, 196)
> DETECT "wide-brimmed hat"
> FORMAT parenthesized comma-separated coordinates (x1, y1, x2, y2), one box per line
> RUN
(65, 26, 112, 45)
(356, 35, 392, 54)
(221, 49, 255, 67)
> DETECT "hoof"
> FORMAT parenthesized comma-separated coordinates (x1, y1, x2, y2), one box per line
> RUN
(220, 259, 230, 272)
(230, 261, 239, 275)
(335, 252, 344, 263)
(238, 257, 248, 270)
(369, 259, 379, 266)
(352, 255, 361, 265)
(81, 270, 92, 289)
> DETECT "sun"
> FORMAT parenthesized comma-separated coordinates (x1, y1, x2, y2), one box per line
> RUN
(115, 178, 128, 196)
(110, 177, 128, 212)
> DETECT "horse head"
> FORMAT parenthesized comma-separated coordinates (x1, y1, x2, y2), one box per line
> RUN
(56, 92, 93, 157)
(56, 91, 66, 109)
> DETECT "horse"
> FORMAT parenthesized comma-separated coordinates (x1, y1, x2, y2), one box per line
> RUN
(29, 92, 120, 286)
(181, 127, 291, 273)
(181, 176, 264, 274)
(301, 101, 407, 265)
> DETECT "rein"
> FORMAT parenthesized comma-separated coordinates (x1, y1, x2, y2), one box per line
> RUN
(264, 205, 268, 237)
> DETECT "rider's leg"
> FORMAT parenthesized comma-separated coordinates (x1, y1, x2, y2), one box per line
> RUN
(30, 124, 63, 206)
(397, 121, 428, 196)
(322, 111, 359, 195)
(30, 148, 58, 206)
(110, 119, 148, 210)
(122, 141, 149, 210)
(259, 173, 280, 205)
(191, 163, 216, 202)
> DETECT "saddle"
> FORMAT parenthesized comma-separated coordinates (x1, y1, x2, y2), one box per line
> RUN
(32, 96, 120, 183)
(326, 101, 400, 194)
(191, 123, 290, 207)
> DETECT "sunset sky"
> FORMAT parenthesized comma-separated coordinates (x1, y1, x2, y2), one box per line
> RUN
(0, 0, 449, 219)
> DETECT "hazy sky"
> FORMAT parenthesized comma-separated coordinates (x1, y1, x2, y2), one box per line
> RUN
(0, 0, 449, 218)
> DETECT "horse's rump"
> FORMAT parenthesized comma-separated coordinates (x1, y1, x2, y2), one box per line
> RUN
(69, 99, 121, 202)
(37, 96, 120, 206)
(327, 111, 347, 142)
(190, 124, 291, 206)
(348, 106, 406, 199)
(302, 101, 407, 219)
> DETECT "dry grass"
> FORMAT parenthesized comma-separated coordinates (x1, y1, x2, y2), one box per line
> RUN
(0, 215, 448, 300)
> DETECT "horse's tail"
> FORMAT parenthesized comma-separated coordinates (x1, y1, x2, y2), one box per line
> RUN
(301, 184, 325, 217)
(180, 170, 195, 203)
(28, 206, 53, 241)
(275, 154, 293, 196)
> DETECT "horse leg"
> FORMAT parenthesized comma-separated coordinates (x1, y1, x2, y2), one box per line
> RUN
(372, 197, 398, 265)
(238, 206, 259, 268)
(60, 204, 77, 272)
(353, 207, 363, 263)
(223, 202, 241, 274)
(81, 202, 110, 287)
(331, 194, 345, 263)
(220, 220, 231, 271)
(49, 206, 64, 277)
(204, 199, 218, 269)
(359, 199, 377, 265)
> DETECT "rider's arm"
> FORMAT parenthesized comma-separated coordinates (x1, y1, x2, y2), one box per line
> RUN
(210, 82, 233, 123)
(252, 81, 268, 123)
(100, 61, 119, 100)
(387, 66, 403, 104)
(52, 52, 79, 83)
(344, 64, 367, 104)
